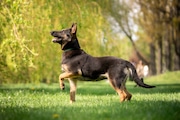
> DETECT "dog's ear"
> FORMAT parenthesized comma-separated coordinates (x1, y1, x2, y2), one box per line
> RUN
(71, 23, 77, 34)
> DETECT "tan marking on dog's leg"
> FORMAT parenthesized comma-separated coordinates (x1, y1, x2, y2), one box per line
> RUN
(59, 72, 75, 90)
(60, 72, 74, 78)
(108, 78, 126, 102)
(122, 76, 132, 101)
(124, 88, 132, 101)
(69, 79, 77, 103)
(116, 88, 126, 102)
(119, 85, 129, 101)
(59, 75, 65, 90)
(120, 74, 132, 101)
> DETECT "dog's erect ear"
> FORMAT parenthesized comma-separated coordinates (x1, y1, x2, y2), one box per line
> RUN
(71, 23, 77, 34)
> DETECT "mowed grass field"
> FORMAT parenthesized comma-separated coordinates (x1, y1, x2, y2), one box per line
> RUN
(0, 71, 180, 120)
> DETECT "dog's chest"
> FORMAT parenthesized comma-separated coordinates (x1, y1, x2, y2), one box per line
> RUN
(61, 64, 69, 72)
(61, 64, 82, 75)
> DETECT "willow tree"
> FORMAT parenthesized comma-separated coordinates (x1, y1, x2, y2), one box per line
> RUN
(0, 0, 126, 83)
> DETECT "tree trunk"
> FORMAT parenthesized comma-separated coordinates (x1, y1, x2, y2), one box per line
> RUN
(172, 24, 180, 70)
(172, 0, 180, 70)
(164, 24, 172, 71)
(149, 43, 157, 75)
(157, 39, 163, 74)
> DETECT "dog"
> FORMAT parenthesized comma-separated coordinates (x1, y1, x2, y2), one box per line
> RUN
(50, 23, 155, 103)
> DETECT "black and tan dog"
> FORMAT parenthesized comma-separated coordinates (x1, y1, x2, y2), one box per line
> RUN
(50, 23, 155, 103)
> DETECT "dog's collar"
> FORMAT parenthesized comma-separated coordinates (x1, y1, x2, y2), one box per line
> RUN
(63, 48, 77, 52)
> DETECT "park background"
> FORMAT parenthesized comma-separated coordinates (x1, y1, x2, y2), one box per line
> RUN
(0, 0, 179, 84)
(0, 0, 180, 120)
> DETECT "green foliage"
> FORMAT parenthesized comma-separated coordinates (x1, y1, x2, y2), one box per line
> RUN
(0, 0, 37, 83)
(0, 0, 131, 83)
(0, 71, 180, 120)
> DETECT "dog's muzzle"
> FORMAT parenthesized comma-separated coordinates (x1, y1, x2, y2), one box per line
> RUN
(51, 31, 63, 43)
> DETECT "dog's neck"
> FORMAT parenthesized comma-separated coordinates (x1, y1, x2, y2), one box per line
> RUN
(62, 37, 81, 52)
(63, 48, 76, 52)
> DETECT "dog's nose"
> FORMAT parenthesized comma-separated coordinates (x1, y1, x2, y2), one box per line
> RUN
(50, 31, 55, 35)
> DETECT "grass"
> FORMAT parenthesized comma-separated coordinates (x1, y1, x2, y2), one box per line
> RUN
(0, 71, 180, 120)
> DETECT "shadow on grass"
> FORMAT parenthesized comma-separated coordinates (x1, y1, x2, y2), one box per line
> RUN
(0, 98, 179, 120)
(0, 84, 66, 95)
(0, 82, 180, 96)
(127, 83, 180, 95)
(77, 83, 180, 95)
(0, 87, 62, 94)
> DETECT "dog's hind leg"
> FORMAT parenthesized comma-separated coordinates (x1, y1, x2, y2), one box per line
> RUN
(108, 78, 127, 102)
(69, 79, 77, 103)
(120, 77, 132, 101)
(118, 84, 129, 102)
(108, 71, 132, 102)
(119, 79, 132, 101)
(117, 87, 127, 102)
(122, 68, 132, 101)
(123, 87, 132, 101)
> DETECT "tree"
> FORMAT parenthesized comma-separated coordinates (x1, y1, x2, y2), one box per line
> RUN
(137, 0, 180, 74)
(96, 0, 180, 75)
(97, 0, 149, 65)
(0, 0, 129, 83)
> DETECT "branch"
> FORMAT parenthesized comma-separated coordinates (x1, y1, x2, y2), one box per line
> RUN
(118, 19, 149, 64)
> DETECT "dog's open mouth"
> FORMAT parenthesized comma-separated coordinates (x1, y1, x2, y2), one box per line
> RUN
(52, 37, 62, 43)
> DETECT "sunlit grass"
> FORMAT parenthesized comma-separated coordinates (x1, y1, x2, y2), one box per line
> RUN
(0, 71, 180, 120)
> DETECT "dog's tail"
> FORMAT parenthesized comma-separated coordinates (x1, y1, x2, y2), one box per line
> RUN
(126, 61, 155, 88)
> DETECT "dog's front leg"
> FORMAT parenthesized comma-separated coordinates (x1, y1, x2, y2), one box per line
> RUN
(69, 79, 77, 103)
(59, 72, 74, 90)
(59, 75, 65, 90)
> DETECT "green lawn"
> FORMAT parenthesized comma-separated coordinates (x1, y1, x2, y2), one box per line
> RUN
(0, 71, 180, 120)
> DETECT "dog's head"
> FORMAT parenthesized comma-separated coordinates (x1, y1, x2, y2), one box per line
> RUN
(50, 23, 77, 50)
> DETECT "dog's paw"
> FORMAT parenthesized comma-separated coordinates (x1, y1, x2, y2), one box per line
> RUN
(60, 87, 65, 90)
(60, 83, 65, 90)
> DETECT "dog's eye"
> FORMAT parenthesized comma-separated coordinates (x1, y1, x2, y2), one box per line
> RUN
(67, 34, 70, 37)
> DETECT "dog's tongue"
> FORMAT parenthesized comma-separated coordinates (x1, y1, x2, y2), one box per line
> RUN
(52, 37, 58, 42)
(52, 39, 56, 42)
